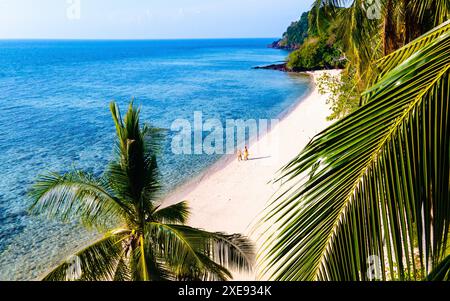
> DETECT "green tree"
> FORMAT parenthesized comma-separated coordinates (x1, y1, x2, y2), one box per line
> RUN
(278, 12, 310, 49)
(311, 0, 450, 119)
(310, 0, 450, 85)
(316, 68, 360, 121)
(260, 21, 450, 281)
(287, 37, 344, 71)
(30, 102, 254, 281)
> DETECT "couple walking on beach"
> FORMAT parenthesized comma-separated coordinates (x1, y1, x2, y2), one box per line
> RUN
(237, 146, 249, 162)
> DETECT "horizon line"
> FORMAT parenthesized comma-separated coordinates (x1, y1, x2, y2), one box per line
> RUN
(0, 36, 281, 42)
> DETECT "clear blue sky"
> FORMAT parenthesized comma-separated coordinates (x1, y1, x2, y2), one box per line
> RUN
(0, 0, 315, 39)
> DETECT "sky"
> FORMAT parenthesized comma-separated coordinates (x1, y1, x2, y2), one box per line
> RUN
(0, 0, 315, 39)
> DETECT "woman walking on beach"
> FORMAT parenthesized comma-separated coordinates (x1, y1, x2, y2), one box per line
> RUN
(237, 149, 243, 162)
(244, 146, 249, 161)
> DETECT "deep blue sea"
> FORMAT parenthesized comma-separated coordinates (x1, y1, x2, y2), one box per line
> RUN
(0, 39, 310, 280)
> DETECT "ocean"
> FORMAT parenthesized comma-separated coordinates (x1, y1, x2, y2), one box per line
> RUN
(0, 39, 310, 280)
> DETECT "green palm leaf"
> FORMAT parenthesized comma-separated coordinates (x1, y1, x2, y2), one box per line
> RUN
(108, 102, 163, 212)
(43, 229, 130, 281)
(152, 201, 190, 224)
(371, 20, 450, 84)
(148, 223, 254, 280)
(410, 0, 450, 28)
(147, 222, 219, 280)
(29, 171, 129, 230)
(310, 0, 382, 74)
(260, 22, 450, 281)
(425, 255, 450, 281)
(113, 257, 131, 281)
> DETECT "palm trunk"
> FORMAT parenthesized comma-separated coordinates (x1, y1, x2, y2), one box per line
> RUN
(383, 0, 400, 55)
(404, 0, 429, 43)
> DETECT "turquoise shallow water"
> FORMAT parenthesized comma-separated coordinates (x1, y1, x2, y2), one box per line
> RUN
(0, 39, 310, 280)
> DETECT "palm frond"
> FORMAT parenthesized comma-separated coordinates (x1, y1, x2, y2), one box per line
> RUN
(308, 0, 340, 36)
(152, 201, 190, 224)
(109, 101, 149, 202)
(409, 0, 450, 28)
(142, 125, 166, 157)
(146, 222, 210, 279)
(147, 223, 254, 280)
(120, 232, 172, 281)
(187, 253, 233, 281)
(113, 257, 131, 281)
(311, 0, 383, 85)
(425, 255, 450, 281)
(203, 230, 255, 275)
(260, 22, 450, 281)
(43, 229, 129, 281)
(371, 20, 450, 84)
(109, 101, 162, 210)
(166, 225, 254, 275)
(29, 171, 129, 230)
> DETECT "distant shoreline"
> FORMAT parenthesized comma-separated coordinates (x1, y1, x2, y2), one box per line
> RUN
(254, 63, 345, 73)
(0, 37, 281, 42)
(254, 63, 289, 72)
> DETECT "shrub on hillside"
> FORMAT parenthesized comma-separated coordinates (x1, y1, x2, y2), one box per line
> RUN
(287, 37, 344, 71)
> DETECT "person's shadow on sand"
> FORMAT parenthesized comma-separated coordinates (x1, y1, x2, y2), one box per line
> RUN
(247, 156, 271, 161)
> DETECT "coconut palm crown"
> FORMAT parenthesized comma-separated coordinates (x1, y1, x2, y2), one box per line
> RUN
(310, 0, 450, 86)
(30, 101, 254, 281)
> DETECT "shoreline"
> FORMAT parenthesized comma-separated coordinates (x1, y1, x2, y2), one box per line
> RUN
(162, 72, 315, 207)
(162, 70, 339, 279)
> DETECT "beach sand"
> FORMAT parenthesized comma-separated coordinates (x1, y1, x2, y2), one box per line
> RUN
(163, 70, 339, 280)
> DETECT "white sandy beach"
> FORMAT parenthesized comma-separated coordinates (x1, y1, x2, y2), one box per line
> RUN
(163, 70, 339, 280)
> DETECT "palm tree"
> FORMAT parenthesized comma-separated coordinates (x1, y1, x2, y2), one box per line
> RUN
(259, 21, 450, 280)
(310, 0, 450, 86)
(30, 102, 254, 281)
